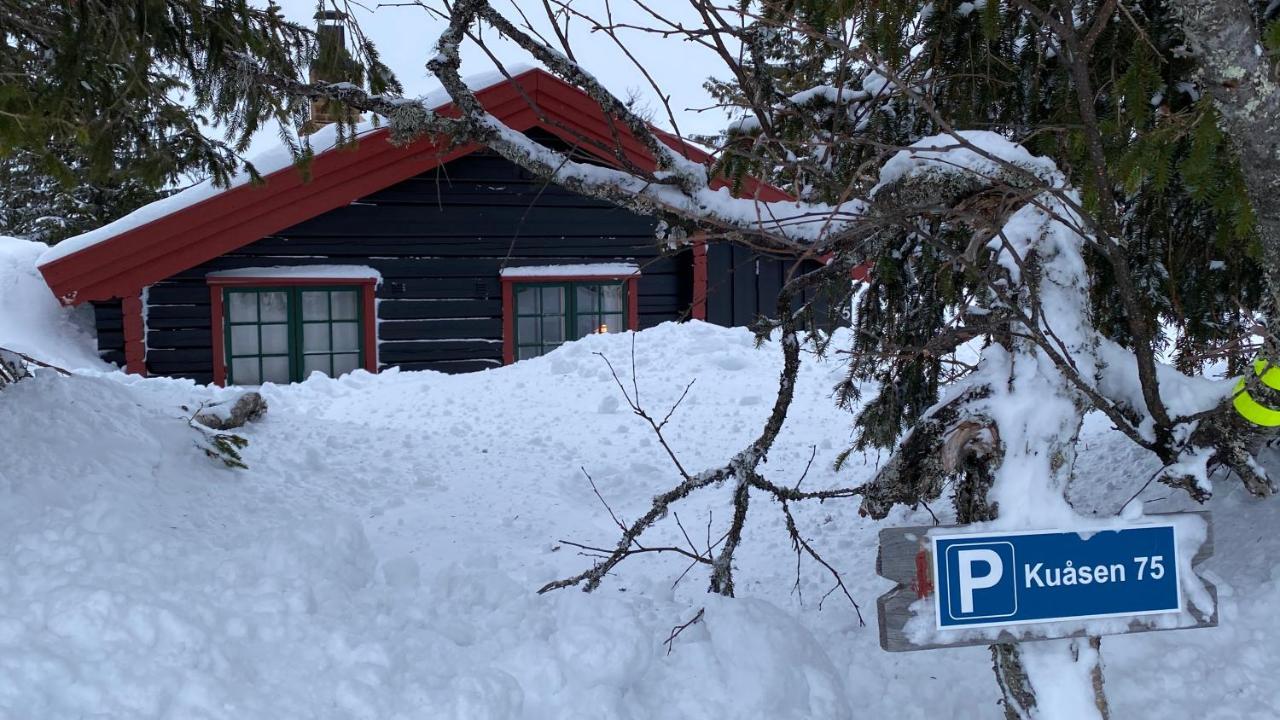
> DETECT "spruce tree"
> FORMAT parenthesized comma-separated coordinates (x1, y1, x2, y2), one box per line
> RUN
(0, 149, 164, 243)
(701, 0, 1270, 452)
(260, 2, 1280, 714)
(0, 1, 398, 243)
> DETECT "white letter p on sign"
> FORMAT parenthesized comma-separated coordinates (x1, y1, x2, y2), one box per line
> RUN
(956, 548, 1004, 614)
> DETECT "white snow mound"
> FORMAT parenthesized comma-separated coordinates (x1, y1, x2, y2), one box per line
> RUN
(1, 321, 1277, 718)
(0, 235, 110, 371)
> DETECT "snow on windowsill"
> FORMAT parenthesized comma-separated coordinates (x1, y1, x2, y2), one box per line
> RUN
(500, 263, 639, 278)
(206, 265, 382, 283)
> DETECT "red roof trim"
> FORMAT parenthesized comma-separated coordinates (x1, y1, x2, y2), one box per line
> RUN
(40, 68, 790, 305)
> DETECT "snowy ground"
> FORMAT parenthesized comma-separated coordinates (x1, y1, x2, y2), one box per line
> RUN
(1, 236, 1278, 719)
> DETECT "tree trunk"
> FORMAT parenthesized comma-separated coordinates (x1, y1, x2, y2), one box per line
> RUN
(1171, 0, 1280, 489)
(954, 395, 1111, 719)
(1173, 1, 1280, 309)
(959, 200, 1113, 718)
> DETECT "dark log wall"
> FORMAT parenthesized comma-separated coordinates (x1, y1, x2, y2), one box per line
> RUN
(90, 299, 125, 368)
(141, 151, 692, 383)
(704, 244, 838, 328)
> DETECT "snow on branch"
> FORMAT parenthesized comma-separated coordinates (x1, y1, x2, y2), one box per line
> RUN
(251, 0, 1277, 511)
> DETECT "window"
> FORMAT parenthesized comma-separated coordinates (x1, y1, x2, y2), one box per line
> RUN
(225, 289, 292, 385)
(500, 266, 640, 364)
(512, 281, 628, 360)
(214, 283, 373, 385)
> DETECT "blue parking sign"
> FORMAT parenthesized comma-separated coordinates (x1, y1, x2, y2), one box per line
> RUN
(933, 524, 1181, 629)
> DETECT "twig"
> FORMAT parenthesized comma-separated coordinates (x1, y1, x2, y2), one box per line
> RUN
(595, 351, 695, 480)
(658, 379, 697, 431)
(673, 527, 731, 590)
(794, 444, 818, 490)
(0, 346, 72, 376)
(664, 607, 705, 655)
(779, 498, 866, 625)
(581, 467, 628, 533)
(1116, 462, 1174, 516)
(919, 498, 941, 526)
(557, 538, 711, 565)
(673, 511, 701, 556)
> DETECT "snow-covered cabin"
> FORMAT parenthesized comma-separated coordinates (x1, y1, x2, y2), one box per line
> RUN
(36, 68, 819, 385)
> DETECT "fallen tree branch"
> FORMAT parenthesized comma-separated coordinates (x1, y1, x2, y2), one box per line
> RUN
(776, 495, 866, 624)
(0, 345, 72, 376)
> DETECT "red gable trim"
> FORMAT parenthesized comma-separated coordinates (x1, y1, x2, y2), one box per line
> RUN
(40, 68, 790, 305)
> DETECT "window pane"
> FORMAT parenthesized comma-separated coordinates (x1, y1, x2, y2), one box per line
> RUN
(261, 356, 290, 384)
(541, 316, 564, 343)
(332, 353, 360, 376)
(304, 354, 330, 377)
(540, 286, 564, 314)
(231, 357, 259, 385)
(331, 291, 358, 320)
(230, 325, 259, 356)
(517, 317, 539, 344)
(601, 313, 624, 333)
(517, 345, 542, 360)
(227, 292, 257, 322)
(576, 285, 599, 314)
(600, 285, 624, 313)
(221, 285, 369, 383)
(261, 324, 289, 354)
(576, 314, 599, 339)
(516, 286, 538, 313)
(301, 291, 329, 321)
(332, 322, 360, 353)
(303, 323, 330, 352)
(259, 292, 288, 323)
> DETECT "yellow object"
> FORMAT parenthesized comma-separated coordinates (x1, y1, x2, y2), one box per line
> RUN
(1233, 360, 1280, 427)
(1252, 359, 1280, 390)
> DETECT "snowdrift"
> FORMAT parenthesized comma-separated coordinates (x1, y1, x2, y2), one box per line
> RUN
(0, 236, 109, 371)
(1, 244, 1278, 718)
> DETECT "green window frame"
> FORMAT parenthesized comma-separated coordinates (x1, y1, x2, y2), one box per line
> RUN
(513, 281, 628, 360)
(223, 286, 366, 384)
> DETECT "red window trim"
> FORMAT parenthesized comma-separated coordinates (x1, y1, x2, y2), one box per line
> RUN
(691, 237, 708, 321)
(207, 276, 378, 386)
(122, 291, 147, 377)
(500, 273, 641, 365)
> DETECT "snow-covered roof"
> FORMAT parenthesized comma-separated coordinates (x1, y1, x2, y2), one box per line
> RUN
(35, 66, 788, 306)
(499, 263, 639, 278)
(39, 66, 533, 268)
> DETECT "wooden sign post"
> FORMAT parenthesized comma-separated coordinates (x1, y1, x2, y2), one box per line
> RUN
(876, 513, 1217, 652)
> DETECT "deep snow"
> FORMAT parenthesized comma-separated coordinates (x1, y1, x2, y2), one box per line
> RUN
(0, 237, 110, 371)
(2, 245, 1279, 718)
